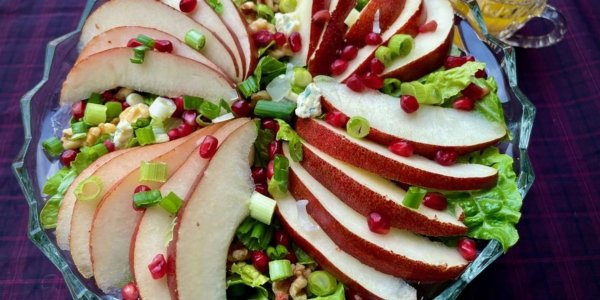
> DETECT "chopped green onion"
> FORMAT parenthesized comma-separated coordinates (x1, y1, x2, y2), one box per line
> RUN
(74, 176, 103, 202)
(42, 137, 63, 157)
(183, 95, 204, 110)
(80, 146, 99, 160)
(307, 271, 338, 296)
(133, 190, 162, 209)
(219, 99, 232, 113)
(71, 121, 89, 135)
(184, 29, 206, 51)
(83, 103, 107, 126)
(136, 34, 156, 48)
(91, 142, 108, 157)
(388, 34, 414, 57)
(269, 260, 293, 281)
(88, 92, 102, 104)
(71, 151, 94, 174)
(292, 68, 312, 88)
(236, 217, 273, 250)
(375, 46, 395, 66)
(135, 126, 156, 146)
(133, 117, 151, 129)
(125, 137, 139, 148)
(356, 0, 369, 11)
(257, 4, 274, 21)
(275, 119, 303, 162)
(130, 45, 150, 64)
(159, 192, 183, 215)
(403, 186, 427, 208)
(199, 101, 221, 120)
(207, 0, 223, 14)
(279, 0, 297, 13)
(382, 78, 403, 97)
(266, 245, 289, 260)
(195, 115, 212, 127)
(105, 101, 123, 120)
(149, 97, 177, 121)
(249, 191, 276, 225)
(238, 76, 259, 98)
(254, 100, 296, 121)
(139, 161, 168, 182)
(346, 116, 370, 139)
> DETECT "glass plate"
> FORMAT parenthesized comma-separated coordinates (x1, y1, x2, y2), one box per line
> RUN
(12, 0, 536, 299)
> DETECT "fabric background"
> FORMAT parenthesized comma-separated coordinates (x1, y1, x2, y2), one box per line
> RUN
(0, 0, 598, 299)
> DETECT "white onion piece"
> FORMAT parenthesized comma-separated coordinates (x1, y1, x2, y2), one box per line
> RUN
(373, 9, 381, 34)
(296, 199, 320, 232)
(266, 64, 295, 102)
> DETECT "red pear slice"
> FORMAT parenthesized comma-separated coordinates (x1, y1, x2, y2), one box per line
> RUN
(345, 0, 407, 47)
(60, 48, 239, 105)
(68, 126, 220, 279)
(276, 194, 417, 299)
(80, 0, 241, 81)
(295, 142, 467, 236)
(307, 0, 357, 75)
(286, 155, 469, 282)
(130, 119, 250, 300)
(315, 79, 506, 157)
(167, 122, 257, 300)
(295, 118, 498, 190)
(333, 0, 422, 81)
(77, 26, 226, 78)
(382, 0, 454, 81)
(307, 0, 333, 60)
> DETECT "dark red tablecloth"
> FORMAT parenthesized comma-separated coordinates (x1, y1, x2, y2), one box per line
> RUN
(1, 0, 598, 299)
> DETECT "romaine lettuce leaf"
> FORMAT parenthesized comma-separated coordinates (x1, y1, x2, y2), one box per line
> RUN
(276, 119, 303, 162)
(473, 77, 510, 137)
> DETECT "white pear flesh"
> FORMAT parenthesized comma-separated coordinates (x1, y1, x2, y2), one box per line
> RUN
(289, 0, 315, 66)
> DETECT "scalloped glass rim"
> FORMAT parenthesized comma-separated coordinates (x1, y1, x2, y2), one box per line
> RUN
(11, 0, 536, 299)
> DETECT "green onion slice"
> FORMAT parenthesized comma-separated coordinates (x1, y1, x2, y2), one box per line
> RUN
(292, 67, 312, 88)
(133, 190, 162, 209)
(346, 116, 370, 139)
(88, 92, 102, 104)
(183, 95, 204, 110)
(278, 0, 297, 13)
(238, 76, 259, 98)
(105, 101, 123, 120)
(375, 46, 395, 66)
(42, 137, 63, 157)
(139, 161, 168, 182)
(249, 191, 277, 225)
(382, 78, 403, 97)
(83, 103, 107, 126)
(388, 34, 414, 57)
(184, 29, 206, 51)
(136, 34, 156, 49)
(403, 186, 427, 208)
(257, 4, 274, 21)
(307, 271, 338, 297)
(74, 176, 103, 202)
(268, 260, 293, 281)
(254, 100, 296, 121)
(135, 126, 156, 146)
(159, 192, 183, 215)
(199, 101, 220, 120)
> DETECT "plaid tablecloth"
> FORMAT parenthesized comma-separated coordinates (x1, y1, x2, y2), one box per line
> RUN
(0, 0, 598, 299)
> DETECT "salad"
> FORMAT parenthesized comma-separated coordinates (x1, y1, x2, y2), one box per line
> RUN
(36, 0, 524, 299)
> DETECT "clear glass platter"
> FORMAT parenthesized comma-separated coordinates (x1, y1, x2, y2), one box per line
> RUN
(12, 0, 536, 299)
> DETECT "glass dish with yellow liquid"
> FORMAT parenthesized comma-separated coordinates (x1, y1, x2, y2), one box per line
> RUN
(451, 0, 567, 48)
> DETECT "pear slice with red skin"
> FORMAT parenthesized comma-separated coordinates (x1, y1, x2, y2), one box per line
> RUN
(130, 119, 250, 300)
(296, 142, 467, 236)
(315, 79, 506, 157)
(295, 118, 498, 191)
(80, 0, 241, 81)
(307, 0, 333, 61)
(333, 0, 422, 81)
(345, 0, 407, 47)
(68, 125, 221, 279)
(382, 0, 455, 81)
(60, 48, 239, 105)
(77, 26, 226, 78)
(167, 121, 257, 300)
(285, 151, 469, 282)
(276, 194, 418, 299)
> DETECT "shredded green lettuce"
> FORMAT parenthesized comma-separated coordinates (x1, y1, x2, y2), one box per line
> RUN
(309, 283, 345, 300)
(40, 194, 63, 229)
(293, 243, 316, 266)
(227, 263, 270, 300)
(254, 56, 287, 86)
(446, 147, 522, 251)
(275, 119, 303, 162)
(230, 262, 270, 287)
(254, 122, 275, 167)
(207, 0, 223, 14)
(42, 168, 69, 195)
(473, 77, 510, 137)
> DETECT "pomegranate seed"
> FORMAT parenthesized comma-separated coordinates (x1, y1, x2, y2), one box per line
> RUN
(444, 56, 468, 69)
(173, 97, 184, 116)
(251, 250, 269, 273)
(362, 72, 384, 89)
(181, 110, 198, 127)
(179, 0, 197, 13)
(255, 182, 269, 196)
(457, 238, 478, 261)
(312, 9, 331, 25)
(231, 100, 252, 117)
(325, 111, 349, 128)
(121, 101, 130, 110)
(274, 230, 291, 247)
(461, 83, 489, 101)
(288, 32, 302, 53)
(134, 185, 151, 194)
(268, 140, 283, 160)
(262, 118, 280, 133)
(330, 59, 349, 76)
(267, 160, 275, 180)
(341, 45, 358, 61)
(273, 32, 287, 46)
(370, 57, 385, 74)
(103, 139, 115, 152)
(435, 150, 458, 166)
(72, 101, 86, 120)
(285, 250, 298, 263)
(127, 38, 142, 48)
(121, 282, 139, 300)
(167, 129, 180, 141)
(422, 192, 448, 210)
(346, 74, 366, 92)
(199, 135, 219, 159)
(418, 20, 438, 33)
(453, 96, 475, 111)
(148, 254, 167, 279)
(177, 123, 195, 137)
(475, 69, 487, 78)
(367, 212, 390, 234)
(254, 30, 274, 47)
(101, 91, 114, 102)
(400, 95, 419, 113)
(251, 167, 267, 183)
(154, 40, 173, 53)
(364, 32, 382, 45)
(60, 149, 78, 167)
(388, 140, 414, 157)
